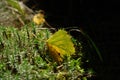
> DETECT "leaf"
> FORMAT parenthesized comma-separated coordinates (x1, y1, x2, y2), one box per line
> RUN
(47, 29, 75, 63)
(33, 13, 45, 25)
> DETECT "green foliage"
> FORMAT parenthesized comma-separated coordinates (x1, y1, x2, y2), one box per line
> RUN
(6, 0, 25, 15)
(0, 23, 93, 79)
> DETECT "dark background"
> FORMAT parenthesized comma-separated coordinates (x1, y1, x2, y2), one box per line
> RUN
(25, 0, 120, 80)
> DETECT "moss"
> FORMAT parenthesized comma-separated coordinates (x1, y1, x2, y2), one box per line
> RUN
(0, 23, 92, 79)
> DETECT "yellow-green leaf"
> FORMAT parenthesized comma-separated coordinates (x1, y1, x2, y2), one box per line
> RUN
(47, 29, 75, 63)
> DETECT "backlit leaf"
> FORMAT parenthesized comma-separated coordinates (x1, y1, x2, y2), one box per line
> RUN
(47, 29, 75, 63)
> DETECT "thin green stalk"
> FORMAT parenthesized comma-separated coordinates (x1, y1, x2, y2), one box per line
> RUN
(80, 29, 103, 61)
(68, 27, 103, 61)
